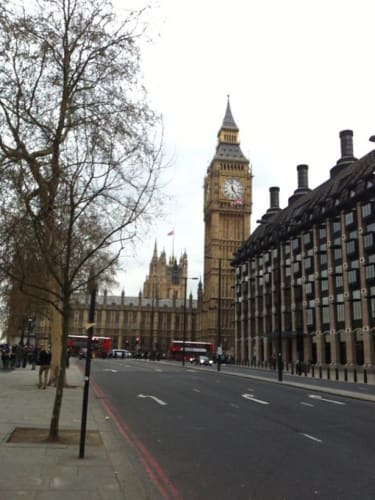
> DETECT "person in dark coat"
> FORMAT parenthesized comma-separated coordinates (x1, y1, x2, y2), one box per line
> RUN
(38, 345, 51, 389)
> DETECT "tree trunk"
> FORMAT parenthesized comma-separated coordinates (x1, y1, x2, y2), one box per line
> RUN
(49, 305, 62, 386)
(48, 297, 70, 441)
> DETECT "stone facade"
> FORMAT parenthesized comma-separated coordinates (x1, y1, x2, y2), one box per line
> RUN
(233, 130, 375, 380)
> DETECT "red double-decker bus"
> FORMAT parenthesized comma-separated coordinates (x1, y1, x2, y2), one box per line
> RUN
(168, 340, 214, 362)
(68, 335, 112, 358)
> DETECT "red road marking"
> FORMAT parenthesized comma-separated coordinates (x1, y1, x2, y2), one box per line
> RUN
(91, 376, 183, 500)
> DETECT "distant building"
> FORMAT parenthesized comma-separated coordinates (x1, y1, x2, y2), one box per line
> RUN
(143, 242, 187, 300)
(233, 130, 375, 380)
(69, 246, 202, 355)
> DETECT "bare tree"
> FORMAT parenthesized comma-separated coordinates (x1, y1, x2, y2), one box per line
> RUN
(0, 0, 165, 440)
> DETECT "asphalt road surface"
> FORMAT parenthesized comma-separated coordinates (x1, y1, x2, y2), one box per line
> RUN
(90, 358, 375, 500)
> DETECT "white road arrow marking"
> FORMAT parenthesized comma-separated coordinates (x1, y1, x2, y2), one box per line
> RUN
(138, 394, 168, 406)
(308, 394, 345, 405)
(242, 393, 270, 405)
(301, 433, 322, 443)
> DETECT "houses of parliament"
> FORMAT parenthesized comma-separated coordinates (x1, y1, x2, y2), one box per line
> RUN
(66, 99, 253, 356)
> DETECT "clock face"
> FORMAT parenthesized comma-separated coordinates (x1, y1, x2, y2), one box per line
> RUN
(223, 178, 244, 200)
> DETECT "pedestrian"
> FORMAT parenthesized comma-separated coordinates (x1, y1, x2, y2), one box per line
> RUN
(31, 346, 39, 370)
(1, 349, 9, 369)
(22, 346, 29, 368)
(38, 345, 51, 389)
(15, 343, 23, 368)
(66, 347, 71, 368)
(10, 346, 16, 369)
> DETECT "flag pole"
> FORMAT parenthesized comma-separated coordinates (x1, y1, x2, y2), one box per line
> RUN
(167, 229, 175, 258)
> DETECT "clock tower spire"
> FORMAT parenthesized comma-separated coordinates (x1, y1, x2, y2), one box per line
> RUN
(202, 98, 252, 356)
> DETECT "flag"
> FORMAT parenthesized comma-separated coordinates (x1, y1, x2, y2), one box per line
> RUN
(231, 198, 243, 207)
(167, 230, 174, 236)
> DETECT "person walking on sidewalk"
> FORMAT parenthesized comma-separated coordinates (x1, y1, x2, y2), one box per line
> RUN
(38, 345, 51, 389)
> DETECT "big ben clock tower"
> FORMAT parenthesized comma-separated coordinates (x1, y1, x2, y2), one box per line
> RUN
(202, 98, 252, 355)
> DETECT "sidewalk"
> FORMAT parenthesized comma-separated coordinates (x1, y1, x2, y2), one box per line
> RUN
(0, 359, 159, 500)
(216, 363, 375, 403)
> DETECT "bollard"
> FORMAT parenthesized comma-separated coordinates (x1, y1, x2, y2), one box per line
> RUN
(311, 365, 315, 378)
(319, 366, 322, 379)
(304, 364, 307, 376)
(335, 368, 339, 381)
(344, 368, 348, 381)
(291, 363, 294, 375)
(354, 369, 357, 383)
(364, 369, 368, 384)
(327, 366, 330, 380)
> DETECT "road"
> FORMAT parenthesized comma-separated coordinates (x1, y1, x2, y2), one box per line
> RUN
(90, 358, 375, 500)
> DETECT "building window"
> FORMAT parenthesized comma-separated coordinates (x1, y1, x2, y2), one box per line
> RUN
(345, 211, 355, 226)
(322, 306, 329, 324)
(346, 240, 357, 256)
(362, 202, 372, 219)
(319, 227, 327, 240)
(365, 264, 375, 281)
(105, 311, 111, 325)
(370, 290, 375, 320)
(292, 238, 300, 251)
(334, 248, 342, 261)
(304, 257, 312, 270)
(333, 221, 341, 234)
(321, 280, 329, 292)
(303, 232, 311, 245)
(348, 270, 358, 285)
(306, 309, 314, 325)
(336, 304, 345, 322)
(364, 233, 374, 250)
(335, 275, 344, 288)
(352, 300, 362, 320)
(293, 262, 301, 274)
(320, 254, 328, 266)
(96, 311, 102, 324)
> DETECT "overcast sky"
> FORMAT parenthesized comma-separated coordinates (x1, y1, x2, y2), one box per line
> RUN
(113, 0, 375, 298)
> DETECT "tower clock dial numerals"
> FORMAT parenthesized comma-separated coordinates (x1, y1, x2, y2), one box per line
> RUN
(223, 178, 244, 200)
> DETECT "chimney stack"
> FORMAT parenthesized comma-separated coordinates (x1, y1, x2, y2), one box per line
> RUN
(297, 164, 309, 190)
(288, 164, 311, 204)
(339, 129, 354, 160)
(258, 186, 282, 222)
(269, 186, 280, 210)
(330, 129, 356, 177)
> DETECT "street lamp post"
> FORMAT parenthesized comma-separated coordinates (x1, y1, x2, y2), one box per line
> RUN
(217, 258, 222, 372)
(26, 317, 35, 345)
(182, 276, 198, 366)
(79, 273, 97, 459)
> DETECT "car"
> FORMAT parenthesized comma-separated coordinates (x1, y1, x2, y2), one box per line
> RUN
(111, 349, 132, 359)
(197, 355, 213, 366)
